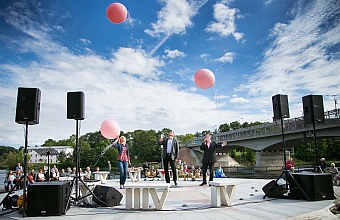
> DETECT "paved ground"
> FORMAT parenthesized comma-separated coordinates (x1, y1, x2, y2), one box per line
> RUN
(0, 177, 339, 220)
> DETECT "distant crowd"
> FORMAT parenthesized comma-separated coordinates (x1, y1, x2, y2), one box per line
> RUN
(142, 159, 227, 181)
(4, 161, 112, 192)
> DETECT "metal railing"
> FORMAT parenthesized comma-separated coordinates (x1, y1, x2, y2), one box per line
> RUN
(218, 165, 316, 179)
(188, 109, 340, 147)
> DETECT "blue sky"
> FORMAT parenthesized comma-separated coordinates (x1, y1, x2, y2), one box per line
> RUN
(0, 0, 339, 147)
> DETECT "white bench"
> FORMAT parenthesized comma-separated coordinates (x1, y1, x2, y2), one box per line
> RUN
(125, 182, 170, 210)
(158, 169, 178, 181)
(79, 181, 101, 204)
(58, 176, 74, 181)
(93, 171, 109, 184)
(128, 169, 141, 182)
(209, 181, 237, 207)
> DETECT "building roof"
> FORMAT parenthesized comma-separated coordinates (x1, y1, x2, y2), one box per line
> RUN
(33, 148, 59, 155)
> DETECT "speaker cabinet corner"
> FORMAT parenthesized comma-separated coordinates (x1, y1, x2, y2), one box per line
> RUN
(27, 182, 70, 217)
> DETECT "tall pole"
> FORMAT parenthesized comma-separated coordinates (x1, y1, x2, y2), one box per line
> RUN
(22, 121, 28, 217)
(161, 145, 163, 169)
(327, 94, 339, 118)
(47, 151, 50, 182)
(75, 119, 79, 200)
(312, 120, 319, 172)
(335, 99, 338, 119)
(280, 117, 288, 189)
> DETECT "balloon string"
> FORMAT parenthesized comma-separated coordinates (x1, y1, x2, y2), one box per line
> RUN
(92, 138, 119, 168)
(214, 84, 220, 130)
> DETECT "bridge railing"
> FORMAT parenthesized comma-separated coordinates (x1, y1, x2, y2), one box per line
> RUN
(215, 165, 316, 179)
(188, 109, 339, 147)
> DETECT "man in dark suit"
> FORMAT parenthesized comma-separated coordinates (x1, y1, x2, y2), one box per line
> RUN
(159, 130, 179, 186)
(199, 133, 227, 186)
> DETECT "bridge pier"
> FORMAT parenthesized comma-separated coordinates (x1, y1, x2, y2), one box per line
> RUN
(216, 153, 239, 167)
(256, 151, 290, 170)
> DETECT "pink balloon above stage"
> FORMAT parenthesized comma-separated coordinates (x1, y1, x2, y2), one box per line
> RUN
(194, 69, 215, 89)
(106, 2, 128, 24)
(100, 119, 121, 139)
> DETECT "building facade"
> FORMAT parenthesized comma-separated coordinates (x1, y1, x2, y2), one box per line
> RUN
(27, 146, 74, 164)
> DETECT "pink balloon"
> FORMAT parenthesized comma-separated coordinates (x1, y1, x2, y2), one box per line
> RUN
(194, 69, 215, 89)
(106, 2, 128, 24)
(100, 119, 121, 139)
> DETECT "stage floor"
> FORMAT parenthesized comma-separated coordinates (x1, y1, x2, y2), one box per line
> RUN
(1, 177, 339, 220)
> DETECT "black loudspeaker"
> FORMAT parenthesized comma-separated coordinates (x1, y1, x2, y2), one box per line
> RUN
(262, 180, 282, 198)
(93, 185, 123, 207)
(302, 95, 325, 124)
(67, 91, 85, 120)
(27, 182, 70, 216)
(272, 94, 290, 119)
(15, 87, 41, 125)
(290, 173, 335, 201)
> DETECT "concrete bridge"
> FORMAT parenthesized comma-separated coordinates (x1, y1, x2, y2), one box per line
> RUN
(186, 110, 340, 168)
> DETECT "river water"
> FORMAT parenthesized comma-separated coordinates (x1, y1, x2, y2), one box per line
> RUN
(0, 169, 7, 189)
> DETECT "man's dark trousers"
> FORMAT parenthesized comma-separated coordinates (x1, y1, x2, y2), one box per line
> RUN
(202, 162, 214, 183)
(163, 153, 177, 183)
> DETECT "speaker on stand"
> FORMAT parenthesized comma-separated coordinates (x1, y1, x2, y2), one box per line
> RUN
(15, 87, 41, 125)
(65, 91, 103, 209)
(67, 91, 84, 120)
(14, 87, 41, 217)
(263, 94, 310, 201)
(302, 95, 325, 172)
(66, 91, 85, 204)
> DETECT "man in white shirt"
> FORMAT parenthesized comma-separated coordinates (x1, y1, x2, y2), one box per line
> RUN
(159, 130, 179, 186)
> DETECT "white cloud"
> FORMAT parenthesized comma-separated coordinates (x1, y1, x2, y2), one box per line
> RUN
(263, 0, 274, 6)
(0, 0, 339, 148)
(111, 47, 165, 79)
(205, 1, 244, 40)
(0, 8, 220, 147)
(0, 38, 221, 146)
(229, 97, 250, 103)
(200, 53, 211, 62)
(80, 38, 91, 45)
(215, 52, 235, 63)
(164, 49, 186, 59)
(239, 0, 340, 113)
(144, 0, 196, 37)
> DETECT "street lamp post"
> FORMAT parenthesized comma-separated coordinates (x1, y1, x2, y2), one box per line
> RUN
(327, 94, 339, 118)
(238, 118, 243, 129)
(160, 134, 164, 169)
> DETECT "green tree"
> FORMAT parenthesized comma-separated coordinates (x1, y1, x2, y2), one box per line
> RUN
(0, 146, 17, 155)
(130, 129, 160, 164)
(230, 121, 241, 130)
(176, 133, 195, 147)
(2, 151, 23, 170)
(249, 121, 262, 126)
(219, 123, 230, 132)
(57, 151, 67, 164)
(42, 139, 57, 146)
(244, 148, 256, 165)
(229, 149, 236, 158)
(79, 141, 97, 168)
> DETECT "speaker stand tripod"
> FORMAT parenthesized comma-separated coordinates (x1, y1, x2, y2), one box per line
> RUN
(263, 117, 311, 201)
(310, 119, 325, 174)
(64, 119, 106, 212)
(0, 122, 31, 216)
(0, 175, 34, 212)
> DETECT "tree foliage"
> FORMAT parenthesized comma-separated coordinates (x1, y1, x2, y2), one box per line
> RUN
(219, 123, 230, 132)
(294, 138, 340, 162)
(1, 120, 339, 170)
